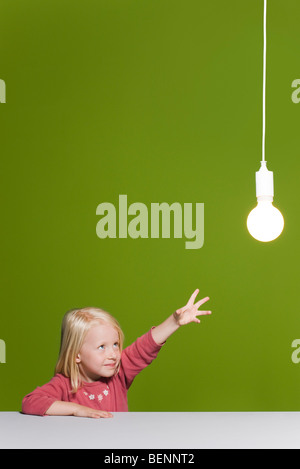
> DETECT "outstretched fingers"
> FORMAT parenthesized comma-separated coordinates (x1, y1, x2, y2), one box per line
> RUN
(195, 296, 210, 309)
(188, 288, 200, 305)
(196, 310, 212, 317)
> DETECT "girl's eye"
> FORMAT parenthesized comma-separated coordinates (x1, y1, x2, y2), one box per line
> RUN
(98, 344, 119, 350)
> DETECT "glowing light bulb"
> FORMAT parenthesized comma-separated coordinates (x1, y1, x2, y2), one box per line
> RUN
(247, 197, 284, 242)
(247, 161, 284, 242)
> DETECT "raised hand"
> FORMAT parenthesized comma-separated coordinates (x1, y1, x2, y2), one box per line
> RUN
(173, 289, 211, 326)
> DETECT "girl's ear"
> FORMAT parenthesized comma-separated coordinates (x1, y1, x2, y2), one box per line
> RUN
(75, 354, 81, 364)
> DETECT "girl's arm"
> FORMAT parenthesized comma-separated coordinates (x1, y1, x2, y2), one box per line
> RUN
(46, 401, 113, 419)
(22, 374, 66, 416)
(151, 289, 211, 345)
(22, 374, 112, 418)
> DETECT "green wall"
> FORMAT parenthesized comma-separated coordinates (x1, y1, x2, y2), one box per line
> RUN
(1, 0, 300, 411)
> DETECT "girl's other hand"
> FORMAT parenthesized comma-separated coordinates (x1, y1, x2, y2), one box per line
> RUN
(173, 289, 211, 326)
(73, 404, 113, 419)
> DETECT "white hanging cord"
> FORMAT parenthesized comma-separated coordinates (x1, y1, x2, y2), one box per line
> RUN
(262, 0, 267, 162)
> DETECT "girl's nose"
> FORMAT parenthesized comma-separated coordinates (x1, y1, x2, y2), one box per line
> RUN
(108, 348, 117, 359)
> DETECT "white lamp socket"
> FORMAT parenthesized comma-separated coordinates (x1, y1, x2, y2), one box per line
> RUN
(255, 161, 274, 200)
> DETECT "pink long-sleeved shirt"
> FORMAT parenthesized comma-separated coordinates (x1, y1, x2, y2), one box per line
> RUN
(22, 327, 163, 416)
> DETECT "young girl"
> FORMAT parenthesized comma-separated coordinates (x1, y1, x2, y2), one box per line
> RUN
(22, 288, 211, 418)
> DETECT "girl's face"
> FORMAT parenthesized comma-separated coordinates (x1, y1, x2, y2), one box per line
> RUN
(76, 323, 121, 382)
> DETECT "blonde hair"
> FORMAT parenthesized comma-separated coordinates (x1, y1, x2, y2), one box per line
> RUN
(55, 307, 124, 393)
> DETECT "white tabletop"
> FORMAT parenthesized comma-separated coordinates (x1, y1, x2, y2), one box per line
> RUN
(1, 411, 300, 449)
